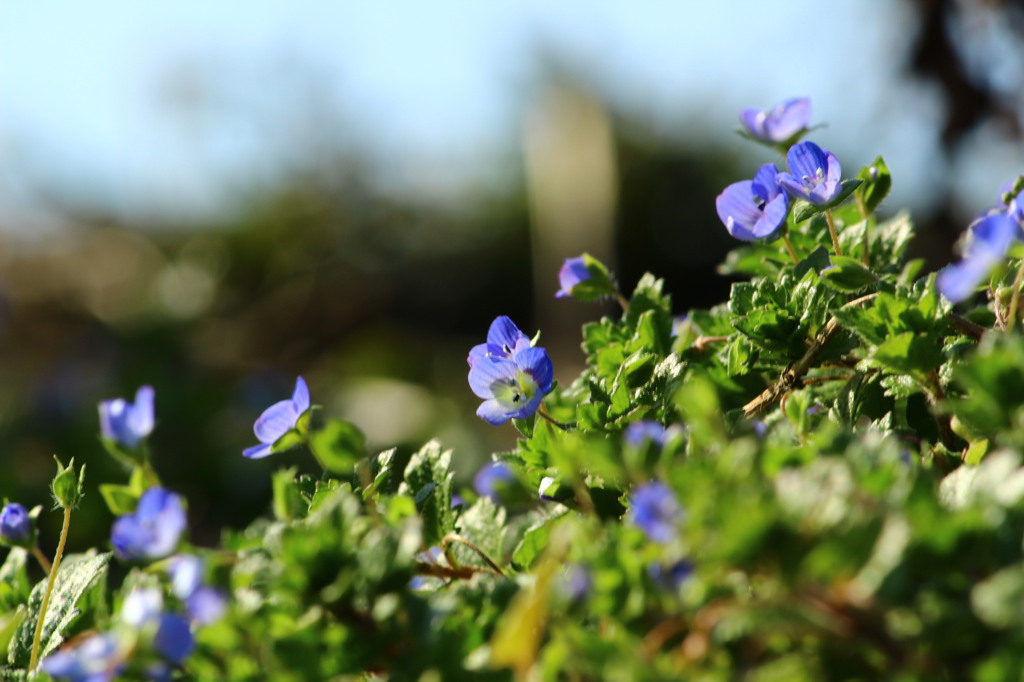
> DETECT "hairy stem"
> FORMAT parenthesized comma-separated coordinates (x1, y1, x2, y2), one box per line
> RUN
(31, 546, 52, 576)
(29, 506, 71, 671)
(825, 209, 843, 257)
(1006, 260, 1024, 333)
(783, 234, 800, 264)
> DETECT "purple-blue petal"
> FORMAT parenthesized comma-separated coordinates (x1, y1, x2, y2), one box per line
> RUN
(252, 399, 302, 444)
(0, 503, 32, 545)
(555, 257, 592, 298)
(486, 316, 529, 354)
(242, 442, 272, 459)
(751, 163, 784, 202)
(764, 97, 811, 141)
(476, 399, 513, 425)
(515, 346, 554, 393)
(185, 587, 227, 624)
(467, 356, 517, 399)
(786, 141, 827, 182)
(111, 488, 186, 561)
(715, 181, 763, 241)
(291, 376, 310, 414)
(153, 613, 195, 664)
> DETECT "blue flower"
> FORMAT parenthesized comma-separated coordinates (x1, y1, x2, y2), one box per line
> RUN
(152, 613, 195, 665)
(474, 461, 515, 501)
(555, 257, 593, 298)
(467, 317, 553, 425)
(242, 376, 311, 459)
(623, 421, 669, 448)
(0, 503, 32, 546)
(99, 385, 155, 449)
(111, 488, 187, 562)
(169, 555, 227, 624)
(739, 97, 811, 144)
(937, 213, 1020, 303)
(777, 141, 843, 206)
(467, 316, 531, 367)
(627, 481, 683, 544)
(647, 559, 694, 591)
(715, 163, 791, 241)
(41, 632, 125, 681)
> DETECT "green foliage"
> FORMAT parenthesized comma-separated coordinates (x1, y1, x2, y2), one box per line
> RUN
(8, 132, 1024, 682)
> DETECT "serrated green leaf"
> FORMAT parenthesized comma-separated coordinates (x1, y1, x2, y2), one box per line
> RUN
(9, 552, 110, 667)
(454, 497, 506, 566)
(398, 441, 455, 547)
(820, 255, 877, 293)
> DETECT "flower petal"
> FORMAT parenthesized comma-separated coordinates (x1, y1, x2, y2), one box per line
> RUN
(486, 316, 528, 353)
(476, 399, 512, 425)
(291, 376, 310, 414)
(515, 347, 553, 393)
(786, 141, 828, 183)
(242, 442, 272, 459)
(716, 180, 762, 240)
(467, 356, 517, 399)
(765, 97, 810, 141)
(253, 399, 302, 443)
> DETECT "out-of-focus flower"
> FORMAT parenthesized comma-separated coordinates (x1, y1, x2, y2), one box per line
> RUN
(0, 503, 32, 546)
(647, 559, 694, 591)
(152, 613, 194, 665)
(715, 163, 791, 241)
(777, 141, 843, 206)
(627, 481, 684, 544)
(169, 555, 227, 625)
(937, 213, 1020, 303)
(553, 254, 618, 301)
(41, 632, 125, 681)
(99, 386, 155, 449)
(474, 462, 515, 501)
(242, 376, 310, 459)
(739, 97, 811, 144)
(467, 317, 553, 425)
(111, 488, 187, 562)
(624, 421, 669, 448)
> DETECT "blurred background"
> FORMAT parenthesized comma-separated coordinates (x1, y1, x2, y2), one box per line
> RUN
(1, 0, 1023, 550)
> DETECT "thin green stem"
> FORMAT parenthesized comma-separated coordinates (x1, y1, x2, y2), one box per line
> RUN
(1007, 260, 1024, 333)
(31, 546, 52, 576)
(782, 234, 800, 264)
(29, 506, 71, 671)
(537, 406, 573, 431)
(855, 194, 870, 265)
(615, 292, 631, 314)
(825, 209, 843, 257)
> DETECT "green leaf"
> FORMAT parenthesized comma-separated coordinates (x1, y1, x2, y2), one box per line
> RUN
(9, 552, 110, 667)
(0, 550, 29, 613)
(272, 467, 307, 521)
(454, 497, 506, 566)
(512, 511, 568, 570)
(98, 483, 139, 516)
(398, 440, 455, 547)
(309, 418, 366, 475)
(871, 332, 943, 374)
(819, 255, 877, 293)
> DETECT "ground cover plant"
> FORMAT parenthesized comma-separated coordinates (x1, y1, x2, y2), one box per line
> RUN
(3, 97, 1024, 680)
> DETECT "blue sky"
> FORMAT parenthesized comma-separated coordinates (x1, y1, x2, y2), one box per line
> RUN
(0, 1, 1018, 223)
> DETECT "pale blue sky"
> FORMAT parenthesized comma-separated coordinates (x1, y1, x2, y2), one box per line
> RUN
(0, 1, 1018, 224)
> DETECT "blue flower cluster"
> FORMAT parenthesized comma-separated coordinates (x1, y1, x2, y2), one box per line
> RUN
(716, 98, 844, 243)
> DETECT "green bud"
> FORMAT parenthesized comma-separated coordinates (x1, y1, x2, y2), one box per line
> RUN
(51, 457, 85, 510)
(855, 156, 892, 214)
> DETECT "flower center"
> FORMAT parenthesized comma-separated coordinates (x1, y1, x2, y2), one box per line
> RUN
(492, 370, 539, 409)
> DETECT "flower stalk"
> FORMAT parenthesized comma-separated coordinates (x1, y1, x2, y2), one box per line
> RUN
(29, 506, 71, 671)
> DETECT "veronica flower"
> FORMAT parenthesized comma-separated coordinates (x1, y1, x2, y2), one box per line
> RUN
(467, 317, 553, 425)
(467, 316, 531, 368)
(937, 213, 1020, 303)
(627, 481, 683, 544)
(169, 555, 227, 624)
(739, 97, 811, 144)
(555, 257, 593, 298)
(623, 421, 669, 448)
(242, 376, 310, 459)
(647, 559, 694, 591)
(99, 385, 155, 449)
(41, 632, 125, 681)
(777, 141, 843, 206)
(0, 503, 32, 546)
(474, 461, 515, 501)
(111, 488, 187, 562)
(715, 163, 791, 241)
